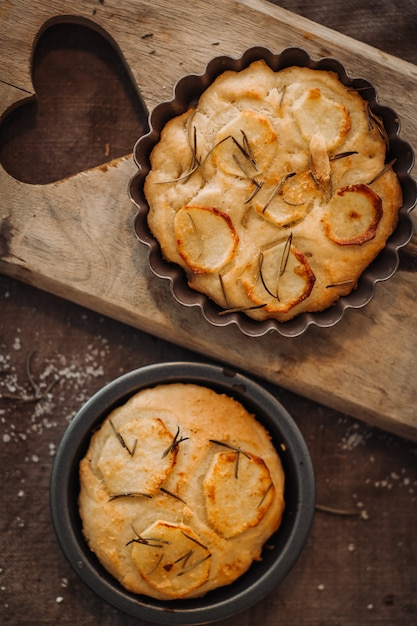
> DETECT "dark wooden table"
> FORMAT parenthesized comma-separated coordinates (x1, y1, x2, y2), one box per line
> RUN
(1, 2, 417, 624)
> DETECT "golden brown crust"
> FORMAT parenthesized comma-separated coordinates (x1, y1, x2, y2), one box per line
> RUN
(79, 383, 285, 599)
(144, 61, 402, 322)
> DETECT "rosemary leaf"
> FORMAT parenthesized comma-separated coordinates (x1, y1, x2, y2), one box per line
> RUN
(146, 552, 164, 575)
(218, 303, 267, 316)
(109, 420, 136, 456)
(315, 503, 361, 517)
(367, 158, 396, 185)
(231, 135, 257, 169)
(161, 426, 189, 458)
(330, 151, 358, 161)
(262, 172, 296, 213)
(258, 250, 278, 299)
(156, 163, 200, 185)
(174, 550, 194, 568)
(257, 483, 273, 508)
(325, 280, 354, 289)
(159, 487, 187, 504)
(177, 554, 212, 576)
(109, 492, 152, 501)
(218, 274, 230, 309)
(181, 531, 209, 550)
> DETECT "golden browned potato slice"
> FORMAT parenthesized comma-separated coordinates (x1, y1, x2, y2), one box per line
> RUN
(130, 521, 211, 597)
(212, 110, 277, 177)
(96, 418, 177, 497)
(253, 170, 317, 227)
(241, 238, 316, 313)
(174, 204, 238, 273)
(292, 88, 351, 150)
(203, 450, 276, 539)
(323, 183, 383, 245)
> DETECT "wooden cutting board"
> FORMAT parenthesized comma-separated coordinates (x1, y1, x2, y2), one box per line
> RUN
(1, 0, 417, 441)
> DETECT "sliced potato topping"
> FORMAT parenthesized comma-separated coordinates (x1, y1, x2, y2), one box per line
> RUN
(309, 131, 331, 186)
(97, 418, 177, 496)
(175, 204, 238, 273)
(242, 239, 316, 313)
(131, 521, 211, 597)
(323, 184, 383, 245)
(292, 88, 351, 150)
(203, 450, 275, 539)
(212, 109, 277, 177)
(254, 171, 316, 227)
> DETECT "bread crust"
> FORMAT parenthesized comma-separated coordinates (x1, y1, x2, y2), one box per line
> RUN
(144, 61, 402, 322)
(79, 383, 285, 599)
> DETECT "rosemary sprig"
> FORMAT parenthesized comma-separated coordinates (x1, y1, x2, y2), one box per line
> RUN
(209, 439, 251, 478)
(325, 279, 354, 289)
(279, 232, 292, 277)
(367, 158, 396, 185)
(262, 172, 296, 213)
(161, 426, 189, 458)
(146, 552, 164, 575)
(259, 250, 278, 299)
(109, 420, 137, 457)
(181, 531, 209, 550)
(177, 554, 212, 576)
(231, 134, 257, 170)
(185, 211, 203, 260)
(156, 163, 200, 185)
(108, 492, 152, 501)
(366, 103, 389, 148)
(218, 274, 230, 308)
(174, 550, 194, 568)
(218, 303, 267, 316)
(241, 130, 256, 166)
(258, 233, 292, 302)
(315, 503, 361, 517)
(199, 135, 232, 180)
(330, 151, 358, 161)
(157, 113, 201, 184)
(126, 533, 171, 548)
(245, 180, 264, 204)
(159, 487, 187, 504)
(257, 483, 273, 508)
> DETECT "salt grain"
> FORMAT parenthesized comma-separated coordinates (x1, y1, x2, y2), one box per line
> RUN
(56, 596, 64, 603)
(12, 337, 21, 351)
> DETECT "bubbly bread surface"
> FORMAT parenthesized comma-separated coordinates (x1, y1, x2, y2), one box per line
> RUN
(144, 61, 402, 322)
(79, 383, 285, 599)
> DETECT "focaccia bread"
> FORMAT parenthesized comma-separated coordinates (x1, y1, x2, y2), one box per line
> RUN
(79, 383, 285, 599)
(144, 60, 402, 322)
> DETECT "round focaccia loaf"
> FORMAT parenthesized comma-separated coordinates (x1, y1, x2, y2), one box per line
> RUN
(144, 60, 402, 322)
(79, 383, 285, 600)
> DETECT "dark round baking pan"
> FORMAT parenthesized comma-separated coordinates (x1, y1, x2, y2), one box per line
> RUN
(129, 46, 416, 338)
(50, 361, 315, 624)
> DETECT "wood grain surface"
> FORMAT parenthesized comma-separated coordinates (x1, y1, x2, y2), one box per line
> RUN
(1, 0, 417, 441)
(1, 2, 417, 625)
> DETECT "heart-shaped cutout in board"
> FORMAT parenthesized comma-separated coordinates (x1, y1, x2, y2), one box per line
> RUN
(0, 18, 149, 184)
